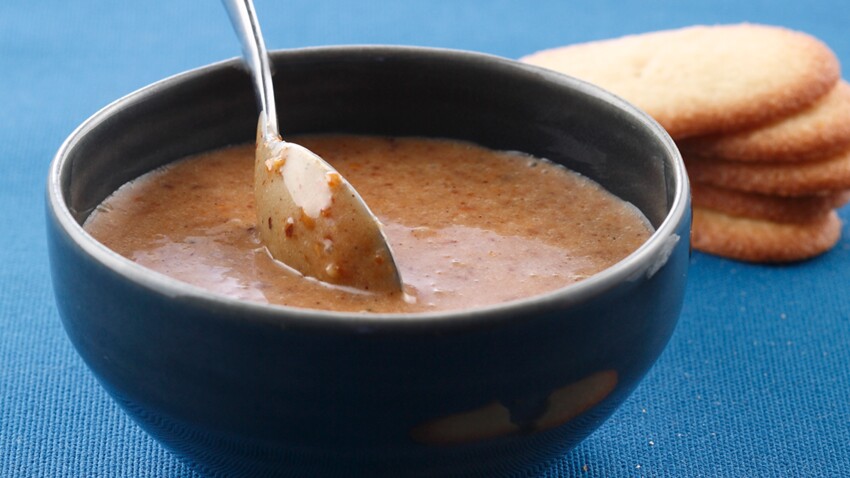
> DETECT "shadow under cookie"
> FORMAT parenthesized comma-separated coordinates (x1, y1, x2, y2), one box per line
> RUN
(685, 147, 850, 196)
(691, 182, 850, 223)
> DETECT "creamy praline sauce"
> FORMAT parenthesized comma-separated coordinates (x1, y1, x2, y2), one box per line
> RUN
(84, 135, 653, 313)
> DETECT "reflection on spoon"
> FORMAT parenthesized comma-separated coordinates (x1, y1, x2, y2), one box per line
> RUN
(222, 0, 402, 293)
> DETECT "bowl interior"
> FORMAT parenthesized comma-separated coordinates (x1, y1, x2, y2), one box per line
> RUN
(59, 46, 681, 234)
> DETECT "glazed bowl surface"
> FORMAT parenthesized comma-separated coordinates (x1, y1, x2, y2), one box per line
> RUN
(47, 46, 690, 477)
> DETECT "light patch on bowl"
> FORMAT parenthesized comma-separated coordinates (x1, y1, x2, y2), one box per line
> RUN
(534, 369, 618, 431)
(409, 401, 519, 446)
(410, 369, 618, 446)
(628, 233, 681, 281)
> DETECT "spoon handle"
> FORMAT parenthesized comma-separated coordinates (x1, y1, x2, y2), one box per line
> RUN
(221, 0, 279, 138)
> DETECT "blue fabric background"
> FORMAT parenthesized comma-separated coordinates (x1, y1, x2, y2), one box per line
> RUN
(2, 1, 849, 476)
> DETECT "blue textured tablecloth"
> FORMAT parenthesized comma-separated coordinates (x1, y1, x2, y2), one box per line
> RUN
(3, 1, 849, 476)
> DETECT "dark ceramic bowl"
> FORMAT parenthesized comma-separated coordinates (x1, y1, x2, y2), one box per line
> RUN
(47, 46, 690, 477)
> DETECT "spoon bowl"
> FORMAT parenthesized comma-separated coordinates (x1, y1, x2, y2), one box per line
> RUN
(223, 0, 402, 291)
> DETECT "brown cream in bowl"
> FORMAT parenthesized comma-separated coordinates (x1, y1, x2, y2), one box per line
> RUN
(83, 135, 652, 313)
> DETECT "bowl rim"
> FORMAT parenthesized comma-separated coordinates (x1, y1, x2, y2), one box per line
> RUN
(47, 44, 689, 332)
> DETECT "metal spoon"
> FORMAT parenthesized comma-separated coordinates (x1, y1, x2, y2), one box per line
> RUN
(222, 0, 402, 293)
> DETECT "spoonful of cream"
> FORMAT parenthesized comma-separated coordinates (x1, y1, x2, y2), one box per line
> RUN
(222, 0, 402, 293)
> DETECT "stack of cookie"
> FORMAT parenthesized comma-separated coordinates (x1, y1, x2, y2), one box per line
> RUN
(521, 24, 850, 262)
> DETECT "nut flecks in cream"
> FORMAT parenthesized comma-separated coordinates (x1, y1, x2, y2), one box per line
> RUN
(84, 135, 653, 313)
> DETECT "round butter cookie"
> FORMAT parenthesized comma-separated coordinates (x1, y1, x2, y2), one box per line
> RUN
(692, 182, 850, 223)
(684, 147, 850, 196)
(680, 81, 850, 162)
(692, 208, 842, 262)
(520, 24, 840, 139)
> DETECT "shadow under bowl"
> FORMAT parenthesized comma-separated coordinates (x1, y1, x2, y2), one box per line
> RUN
(47, 46, 690, 477)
